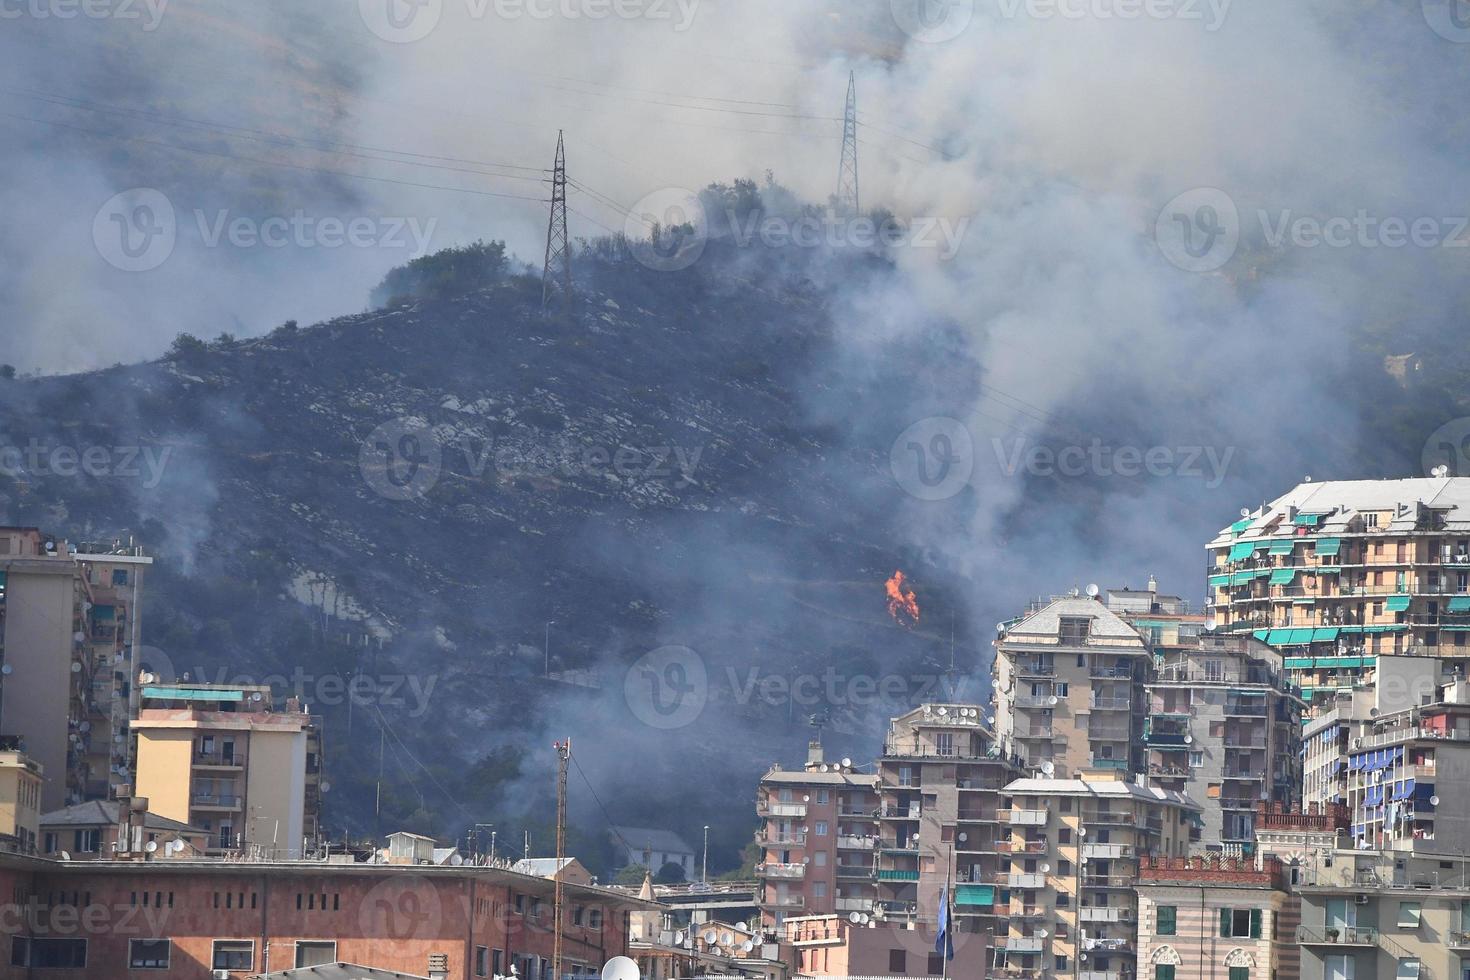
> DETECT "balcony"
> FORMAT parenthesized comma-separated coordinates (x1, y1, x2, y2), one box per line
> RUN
(1082, 875, 1137, 888)
(1015, 839, 1049, 854)
(1015, 663, 1055, 677)
(1082, 843, 1131, 860)
(836, 865, 874, 879)
(1222, 768, 1266, 780)
(1014, 694, 1058, 709)
(192, 751, 244, 769)
(1091, 697, 1132, 710)
(756, 863, 805, 879)
(1011, 904, 1047, 919)
(877, 869, 919, 882)
(758, 832, 807, 846)
(1083, 811, 1134, 826)
(190, 794, 242, 812)
(1080, 972, 1124, 980)
(1080, 907, 1132, 923)
(836, 835, 877, 849)
(1448, 931, 1470, 949)
(881, 805, 920, 820)
(1090, 665, 1134, 679)
(1223, 737, 1268, 750)
(758, 894, 805, 909)
(759, 802, 807, 818)
(1014, 727, 1055, 740)
(835, 897, 872, 912)
(1224, 701, 1268, 717)
(1010, 809, 1048, 826)
(1145, 732, 1188, 747)
(1008, 873, 1046, 889)
(1297, 927, 1378, 946)
(1005, 937, 1046, 953)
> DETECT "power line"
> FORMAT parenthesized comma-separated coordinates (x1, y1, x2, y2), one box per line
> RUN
(570, 753, 639, 858)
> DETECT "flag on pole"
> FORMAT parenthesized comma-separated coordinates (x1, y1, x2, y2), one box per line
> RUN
(936, 881, 955, 960)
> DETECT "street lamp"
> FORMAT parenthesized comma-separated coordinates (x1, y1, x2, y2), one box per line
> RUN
(702, 826, 710, 884)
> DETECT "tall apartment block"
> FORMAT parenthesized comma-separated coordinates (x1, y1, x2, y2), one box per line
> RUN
(755, 741, 880, 926)
(996, 771, 1197, 980)
(0, 526, 150, 810)
(994, 596, 1152, 778)
(1103, 579, 1207, 656)
(131, 682, 323, 858)
(1207, 478, 1470, 712)
(874, 704, 1024, 943)
(1144, 633, 1303, 851)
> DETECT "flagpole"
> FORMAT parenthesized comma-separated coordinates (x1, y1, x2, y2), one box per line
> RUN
(941, 843, 953, 980)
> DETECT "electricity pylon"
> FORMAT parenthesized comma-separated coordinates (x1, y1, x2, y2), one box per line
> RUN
(542, 131, 572, 314)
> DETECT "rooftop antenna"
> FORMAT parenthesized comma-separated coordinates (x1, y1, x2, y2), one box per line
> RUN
(542, 130, 572, 315)
(836, 72, 860, 216)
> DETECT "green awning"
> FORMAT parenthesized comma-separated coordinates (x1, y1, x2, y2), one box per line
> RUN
(1231, 518, 1252, 534)
(1294, 514, 1323, 526)
(1314, 538, 1341, 557)
(955, 884, 995, 906)
(1253, 629, 1271, 641)
(1338, 625, 1365, 634)
(1385, 595, 1411, 612)
(1209, 574, 1231, 588)
(1314, 566, 1341, 575)
(1269, 539, 1295, 555)
(1230, 571, 1257, 586)
(1312, 627, 1341, 642)
(1286, 628, 1316, 644)
(1449, 596, 1470, 613)
(141, 686, 245, 702)
(1300, 687, 1316, 698)
(1229, 542, 1255, 561)
(1269, 569, 1297, 585)
(1285, 657, 1314, 668)
(1265, 629, 1291, 644)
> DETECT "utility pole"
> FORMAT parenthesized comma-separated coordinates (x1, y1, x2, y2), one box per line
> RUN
(552, 739, 572, 980)
(542, 130, 573, 314)
(836, 72, 860, 217)
(702, 825, 710, 884)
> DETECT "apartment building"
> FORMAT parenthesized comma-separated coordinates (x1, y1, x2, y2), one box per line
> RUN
(782, 913, 988, 979)
(755, 741, 880, 926)
(1104, 580, 1207, 656)
(0, 527, 151, 811)
(1296, 848, 1470, 980)
(1144, 633, 1303, 851)
(1135, 856, 1293, 980)
(1342, 677, 1470, 853)
(0, 847, 651, 979)
(994, 596, 1152, 778)
(131, 683, 323, 858)
(0, 749, 42, 853)
(1207, 478, 1470, 712)
(874, 703, 1024, 942)
(995, 771, 1198, 980)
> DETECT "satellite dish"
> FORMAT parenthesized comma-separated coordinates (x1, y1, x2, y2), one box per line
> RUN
(1240, 507, 1251, 518)
(251, 692, 263, 702)
(1040, 863, 1051, 874)
(957, 832, 968, 843)
(1430, 796, 1441, 806)
(139, 672, 154, 684)
(145, 841, 158, 853)
(720, 932, 734, 945)
(320, 781, 331, 793)
(849, 912, 862, 924)
(741, 941, 754, 953)
(1048, 696, 1059, 706)
(674, 932, 685, 946)
(937, 707, 948, 716)
(1038, 929, 1049, 938)
(1086, 584, 1100, 598)
(1184, 735, 1194, 744)
(704, 930, 718, 945)
(1041, 761, 1056, 777)
(841, 758, 852, 768)
(802, 795, 810, 802)
(1, 665, 11, 676)
(1205, 616, 1218, 632)
(70, 662, 82, 673)
(601, 957, 640, 980)
(997, 622, 1009, 633)
(79, 721, 91, 733)
(820, 764, 829, 773)
(1433, 465, 1450, 478)
(450, 854, 465, 866)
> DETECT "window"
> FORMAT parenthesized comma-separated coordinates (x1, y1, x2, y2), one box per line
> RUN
(1396, 960, 1422, 980)
(1056, 956, 1070, 971)
(1157, 905, 1177, 936)
(1156, 966, 1176, 980)
(928, 953, 944, 975)
(73, 829, 100, 853)
(1220, 907, 1261, 938)
(889, 949, 906, 974)
(814, 821, 828, 836)
(477, 946, 491, 977)
(493, 950, 504, 977)
(1059, 829, 1072, 844)
(1190, 752, 1205, 768)
(296, 942, 336, 968)
(130, 939, 170, 969)
(11, 938, 86, 968)
(213, 940, 254, 972)
(1397, 902, 1422, 928)
(813, 882, 827, 898)
(817, 789, 830, 804)
(814, 851, 827, 866)
(1231, 968, 1249, 980)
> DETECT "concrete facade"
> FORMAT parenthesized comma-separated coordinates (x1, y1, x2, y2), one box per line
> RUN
(1135, 857, 1293, 980)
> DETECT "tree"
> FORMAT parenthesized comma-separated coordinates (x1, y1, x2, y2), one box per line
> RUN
(0, 364, 14, 380)
(370, 240, 509, 308)
(168, 333, 207, 358)
(654, 861, 686, 885)
(613, 864, 650, 887)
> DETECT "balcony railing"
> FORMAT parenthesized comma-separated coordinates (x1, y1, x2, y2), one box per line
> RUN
(836, 835, 877, 849)
(1009, 873, 1046, 889)
(759, 802, 807, 817)
(836, 865, 874, 878)
(1010, 809, 1048, 826)
(1015, 663, 1055, 676)
(1091, 697, 1132, 710)
(758, 832, 807, 846)
(190, 794, 242, 809)
(758, 894, 805, 909)
(881, 805, 920, 819)
(1297, 927, 1379, 946)
(1004, 936, 1046, 952)
(1080, 906, 1133, 922)
(192, 751, 245, 767)
(1082, 843, 1132, 860)
(1015, 728, 1055, 739)
(756, 863, 805, 879)
(1090, 666, 1134, 679)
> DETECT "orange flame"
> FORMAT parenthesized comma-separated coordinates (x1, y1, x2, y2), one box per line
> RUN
(885, 570, 920, 626)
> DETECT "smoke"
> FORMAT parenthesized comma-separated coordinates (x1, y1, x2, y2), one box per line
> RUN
(3, 0, 1467, 850)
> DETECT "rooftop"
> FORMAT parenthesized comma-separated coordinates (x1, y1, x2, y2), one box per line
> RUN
(1002, 776, 1201, 811)
(40, 800, 202, 835)
(1211, 477, 1470, 544)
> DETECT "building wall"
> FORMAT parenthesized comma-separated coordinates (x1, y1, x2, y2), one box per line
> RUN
(245, 728, 306, 858)
(0, 564, 78, 813)
(1297, 888, 1470, 980)
(133, 730, 194, 827)
(1136, 880, 1288, 980)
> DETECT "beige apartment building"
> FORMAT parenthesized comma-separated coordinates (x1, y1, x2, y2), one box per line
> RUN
(1135, 856, 1294, 980)
(755, 741, 880, 926)
(995, 771, 1198, 980)
(1145, 633, 1303, 851)
(0, 748, 43, 853)
(994, 596, 1152, 778)
(0, 526, 151, 811)
(874, 703, 1024, 941)
(131, 682, 323, 858)
(1207, 478, 1470, 712)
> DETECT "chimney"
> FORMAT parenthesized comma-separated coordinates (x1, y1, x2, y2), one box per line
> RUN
(428, 953, 449, 980)
(806, 740, 824, 769)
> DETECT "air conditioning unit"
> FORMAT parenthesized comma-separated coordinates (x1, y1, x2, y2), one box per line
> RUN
(214, 972, 232, 980)
(1354, 894, 1370, 905)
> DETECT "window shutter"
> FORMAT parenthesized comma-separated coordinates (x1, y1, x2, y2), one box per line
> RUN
(1250, 908, 1263, 939)
(1220, 908, 1232, 937)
